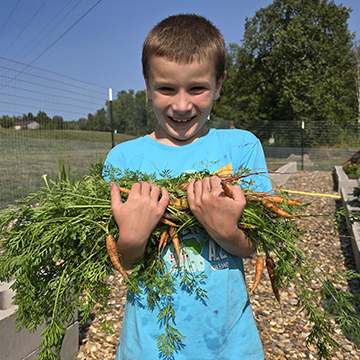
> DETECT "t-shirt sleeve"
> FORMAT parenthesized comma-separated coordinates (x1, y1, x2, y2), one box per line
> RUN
(228, 130, 272, 193)
(101, 143, 128, 181)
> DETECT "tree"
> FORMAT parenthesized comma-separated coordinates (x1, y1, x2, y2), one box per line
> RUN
(85, 108, 109, 132)
(53, 115, 64, 130)
(110, 89, 157, 136)
(0, 115, 13, 128)
(110, 90, 135, 134)
(36, 111, 52, 129)
(216, 0, 359, 146)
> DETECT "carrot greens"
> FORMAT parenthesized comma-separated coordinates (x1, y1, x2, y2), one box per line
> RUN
(0, 165, 359, 359)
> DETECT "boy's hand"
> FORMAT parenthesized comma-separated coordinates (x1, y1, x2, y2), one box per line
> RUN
(187, 176, 255, 257)
(110, 181, 169, 269)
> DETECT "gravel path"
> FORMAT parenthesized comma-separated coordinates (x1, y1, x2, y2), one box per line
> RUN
(75, 171, 360, 360)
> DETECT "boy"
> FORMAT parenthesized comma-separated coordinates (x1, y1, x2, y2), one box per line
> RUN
(104, 14, 271, 359)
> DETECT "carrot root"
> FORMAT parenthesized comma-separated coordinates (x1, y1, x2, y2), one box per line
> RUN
(249, 255, 264, 295)
(106, 234, 132, 285)
(118, 186, 131, 195)
(285, 199, 302, 206)
(260, 198, 292, 217)
(265, 196, 301, 206)
(158, 228, 170, 255)
(177, 182, 190, 191)
(169, 227, 181, 261)
(238, 223, 256, 230)
(160, 217, 180, 227)
(221, 181, 234, 199)
(266, 256, 280, 304)
(169, 198, 189, 210)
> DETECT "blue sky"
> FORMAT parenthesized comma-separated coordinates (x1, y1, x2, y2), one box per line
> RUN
(1, 0, 359, 95)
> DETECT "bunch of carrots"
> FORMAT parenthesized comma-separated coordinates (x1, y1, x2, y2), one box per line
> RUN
(107, 175, 303, 305)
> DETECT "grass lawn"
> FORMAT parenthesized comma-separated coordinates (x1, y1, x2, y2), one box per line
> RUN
(0, 129, 136, 204)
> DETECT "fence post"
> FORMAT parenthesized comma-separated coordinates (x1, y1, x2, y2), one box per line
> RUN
(109, 88, 114, 148)
(301, 121, 305, 170)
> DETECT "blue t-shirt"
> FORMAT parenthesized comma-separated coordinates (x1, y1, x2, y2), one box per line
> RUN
(104, 129, 271, 360)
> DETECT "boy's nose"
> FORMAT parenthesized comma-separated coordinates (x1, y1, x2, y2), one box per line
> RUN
(172, 92, 192, 114)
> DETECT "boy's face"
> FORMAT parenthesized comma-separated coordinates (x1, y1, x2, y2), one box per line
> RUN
(145, 56, 226, 146)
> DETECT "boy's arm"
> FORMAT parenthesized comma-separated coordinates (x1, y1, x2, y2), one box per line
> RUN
(187, 176, 256, 257)
(109, 181, 170, 270)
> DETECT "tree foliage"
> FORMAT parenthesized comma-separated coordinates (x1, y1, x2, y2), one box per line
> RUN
(109, 89, 157, 136)
(215, 0, 359, 145)
(0, 89, 158, 137)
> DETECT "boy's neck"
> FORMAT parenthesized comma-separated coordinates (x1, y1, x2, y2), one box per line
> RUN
(149, 124, 210, 147)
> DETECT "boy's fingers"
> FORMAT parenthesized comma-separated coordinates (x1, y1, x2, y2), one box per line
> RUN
(230, 183, 244, 198)
(110, 182, 123, 215)
(186, 179, 196, 210)
(159, 187, 170, 208)
(228, 184, 246, 209)
(148, 182, 160, 200)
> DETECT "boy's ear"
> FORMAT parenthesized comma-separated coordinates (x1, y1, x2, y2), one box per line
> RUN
(143, 71, 152, 100)
(214, 71, 227, 100)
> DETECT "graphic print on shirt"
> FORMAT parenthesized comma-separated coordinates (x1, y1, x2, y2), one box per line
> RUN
(165, 236, 206, 273)
(164, 235, 231, 273)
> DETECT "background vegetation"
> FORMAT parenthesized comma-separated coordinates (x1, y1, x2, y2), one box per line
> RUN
(1, 0, 360, 206)
(2, 0, 359, 146)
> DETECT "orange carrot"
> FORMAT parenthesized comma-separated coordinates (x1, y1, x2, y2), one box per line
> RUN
(177, 182, 190, 191)
(265, 196, 301, 206)
(260, 198, 292, 217)
(118, 186, 131, 195)
(221, 181, 234, 199)
(238, 223, 256, 230)
(285, 199, 302, 206)
(264, 196, 285, 204)
(169, 227, 180, 260)
(266, 256, 280, 304)
(158, 228, 169, 254)
(249, 255, 264, 295)
(160, 217, 180, 227)
(106, 234, 132, 284)
(169, 198, 189, 210)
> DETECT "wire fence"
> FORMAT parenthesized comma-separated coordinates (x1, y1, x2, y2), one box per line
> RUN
(208, 116, 360, 171)
(1, 57, 359, 207)
(0, 57, 117, 206)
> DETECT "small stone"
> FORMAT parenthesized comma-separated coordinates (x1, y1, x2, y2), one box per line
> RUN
(342, 344, 353, 352)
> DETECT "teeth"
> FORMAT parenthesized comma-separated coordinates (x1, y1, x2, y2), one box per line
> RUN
(171, 116, 195, 123)
(173, 118, 190, 122)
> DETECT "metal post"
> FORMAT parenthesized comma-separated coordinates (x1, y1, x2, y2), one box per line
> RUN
(301, 121, 305, 171)
(109, 88, 114, 148)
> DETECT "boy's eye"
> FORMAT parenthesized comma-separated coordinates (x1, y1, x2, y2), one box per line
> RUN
(158, 87, 174, 93)
(191, 87, 206, 93)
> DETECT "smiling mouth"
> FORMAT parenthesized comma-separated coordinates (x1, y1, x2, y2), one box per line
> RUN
(169, 115, 197, 123)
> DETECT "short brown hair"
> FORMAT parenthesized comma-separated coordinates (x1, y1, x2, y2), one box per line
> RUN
(142, 14, 226, 82)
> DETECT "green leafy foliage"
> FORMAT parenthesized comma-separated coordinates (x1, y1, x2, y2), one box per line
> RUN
(0, 166, 359, 359)
(215, 0, 358, 147)
(343, 163, 360, 179)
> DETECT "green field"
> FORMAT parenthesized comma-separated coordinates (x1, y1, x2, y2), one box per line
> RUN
(0, 128, 357, 206)
(0, 129, 136, 204)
